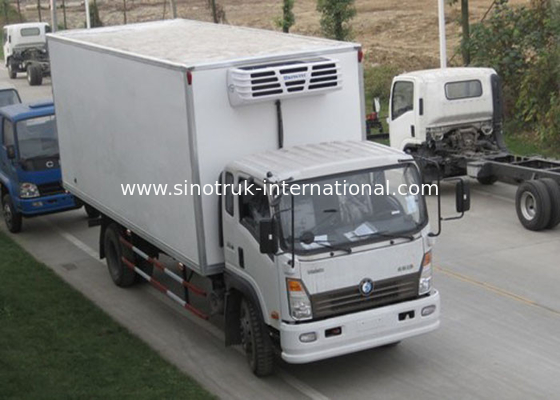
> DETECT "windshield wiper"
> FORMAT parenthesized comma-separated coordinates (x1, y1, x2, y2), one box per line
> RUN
(311, 240, 352, 254)
(352, 231, 415, 242)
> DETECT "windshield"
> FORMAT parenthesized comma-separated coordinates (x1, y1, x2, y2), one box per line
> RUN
(278, 164, 428, 254)
(16, 115, 59, 160)
(0, 90, 20, 107)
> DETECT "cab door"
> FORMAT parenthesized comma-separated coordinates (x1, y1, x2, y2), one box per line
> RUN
(221, 171, 279, 326)
(388, 79, 417, 150)
(0, 118, 17, 188)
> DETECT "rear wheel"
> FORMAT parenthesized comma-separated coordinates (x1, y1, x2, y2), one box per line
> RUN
(540, 178, 560, 229)
(240, 298, 274, 376)
(104, 223, 136, 287)
(515, 180, 552, 231)
(2, 194, 22, 233)
(27, 64, 43, 86)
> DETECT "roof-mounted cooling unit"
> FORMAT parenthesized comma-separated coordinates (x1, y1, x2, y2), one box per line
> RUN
(227, 57, 342, 107)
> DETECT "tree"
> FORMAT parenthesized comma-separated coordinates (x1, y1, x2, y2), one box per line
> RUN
(466, 0, 560, 141)
(448, 0, 471, 65)
(279, 0, 295, 33)
(88, 0, 103, 27)
(316, 0, 356, 41)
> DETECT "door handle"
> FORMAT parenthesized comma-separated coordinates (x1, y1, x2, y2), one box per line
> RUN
(238, 247, 245, 269)
(410, 125, 415, 137)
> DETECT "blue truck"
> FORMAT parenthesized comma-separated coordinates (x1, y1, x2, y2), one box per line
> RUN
(0, 100, 83, 233)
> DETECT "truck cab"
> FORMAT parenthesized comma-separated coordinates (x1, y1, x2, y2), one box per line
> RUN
(3, 22, 51, 86)
(388, 68, 506, 180)
(222, 141, 440, 365)
(0, 101, 78, 232)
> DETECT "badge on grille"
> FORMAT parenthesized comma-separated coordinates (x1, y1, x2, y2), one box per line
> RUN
(359, 278, 374, 296)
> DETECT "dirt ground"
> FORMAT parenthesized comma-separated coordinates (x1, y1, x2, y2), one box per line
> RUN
(21, 0, 530, 70)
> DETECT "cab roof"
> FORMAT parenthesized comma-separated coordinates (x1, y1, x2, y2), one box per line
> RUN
(397, 67, 496, 83)
(0, 100, 54, 122)
(229, 141, 412, 182)
(4, 22, 49, 29)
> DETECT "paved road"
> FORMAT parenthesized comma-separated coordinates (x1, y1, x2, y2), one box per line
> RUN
(2, 68, 560, 400)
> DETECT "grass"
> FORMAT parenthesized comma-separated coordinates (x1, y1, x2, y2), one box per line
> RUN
(0, 231, 214, 400)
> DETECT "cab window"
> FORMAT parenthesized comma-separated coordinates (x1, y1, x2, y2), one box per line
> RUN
(2, 119, 15, 147)
(392, 81, 414, 120)
(239, 180, 270, 240)
(445, 80, 483, 100)
(391, 82, 414, 119)
(20, 27, 40, 37)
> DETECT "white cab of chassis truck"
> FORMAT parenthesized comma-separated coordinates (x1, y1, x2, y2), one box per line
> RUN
(48, 20, 467, 376)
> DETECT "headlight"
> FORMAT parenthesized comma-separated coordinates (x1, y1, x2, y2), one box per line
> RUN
(287, 279, 312, 321)
(20, 183, 40, 199)
(419, 251, 432, 295)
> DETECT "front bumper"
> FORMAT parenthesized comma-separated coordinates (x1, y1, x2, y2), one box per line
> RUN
(280, 290, 440, 364)
(17, 193, 78, 216)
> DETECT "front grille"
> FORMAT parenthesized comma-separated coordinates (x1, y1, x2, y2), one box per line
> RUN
(37, 181, 65, 196)
(310, 273, 419, 319)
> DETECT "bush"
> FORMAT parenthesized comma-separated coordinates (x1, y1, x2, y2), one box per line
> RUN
(465, 0, 560, 142)
(364, 65, 400, 104)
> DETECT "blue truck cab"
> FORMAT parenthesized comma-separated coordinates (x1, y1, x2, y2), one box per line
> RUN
(0, 100, 79, 233)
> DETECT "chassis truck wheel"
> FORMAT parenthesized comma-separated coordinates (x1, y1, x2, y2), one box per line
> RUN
(515, 180, 552, 231)
(84, 204, 100, 219)
(104, 223, 136, 287)
(7, 61, 17, 79)
(477, 175, 498, 185)
(2, 194, 22, 233)
(27, 64, 43, 86)
(540, 178, 560, 229)
(239, 298, 274, 376)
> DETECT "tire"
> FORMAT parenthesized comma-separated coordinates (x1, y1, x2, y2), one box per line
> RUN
(239, 298, 274, 377)
(104, 223, 136, 287)
(515, 180, 552, 231)
(540, 178, 560, 229)
(2, 194, 22, 233)
(84, 204, 100, 219)
(477, 175, 498, 185)
(7, 61, 17, 79)
(27, 64, 43, 86)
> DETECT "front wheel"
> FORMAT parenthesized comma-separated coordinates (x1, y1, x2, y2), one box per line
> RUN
(240, 298, 274, 377)
(2, 194, 22, 233)
(7, 61, 17, 79)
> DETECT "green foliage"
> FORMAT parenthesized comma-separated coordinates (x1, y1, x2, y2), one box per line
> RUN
(316, 0, 356, 41)
(364, 64, 399, 104)
(465, 0, 560, 142)
(0, 1, 23, 25)
(276, 0, 295, 33)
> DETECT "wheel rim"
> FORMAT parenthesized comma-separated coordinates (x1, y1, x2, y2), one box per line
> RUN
(520, 191, 537, 221)
(240, 302, 255, 366)
(3, 202, 13, 229)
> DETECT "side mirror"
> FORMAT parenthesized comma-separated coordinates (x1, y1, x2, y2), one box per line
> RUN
(6, 145, 15, 160)
(455, 179, 471, 213)
(259, 218, 278, 254)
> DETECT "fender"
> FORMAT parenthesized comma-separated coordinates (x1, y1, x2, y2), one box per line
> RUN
(224, 269, 267, 347)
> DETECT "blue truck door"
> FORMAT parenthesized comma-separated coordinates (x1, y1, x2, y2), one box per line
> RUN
(1, 118, 17, 191)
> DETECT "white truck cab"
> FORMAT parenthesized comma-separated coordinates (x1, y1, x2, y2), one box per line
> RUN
(224, 141, 440, 363)
(3, 22, 50, 85)
(388, 68, 505, 181)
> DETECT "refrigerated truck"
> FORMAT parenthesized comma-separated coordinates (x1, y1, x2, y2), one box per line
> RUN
(48, 19, 469, 376)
